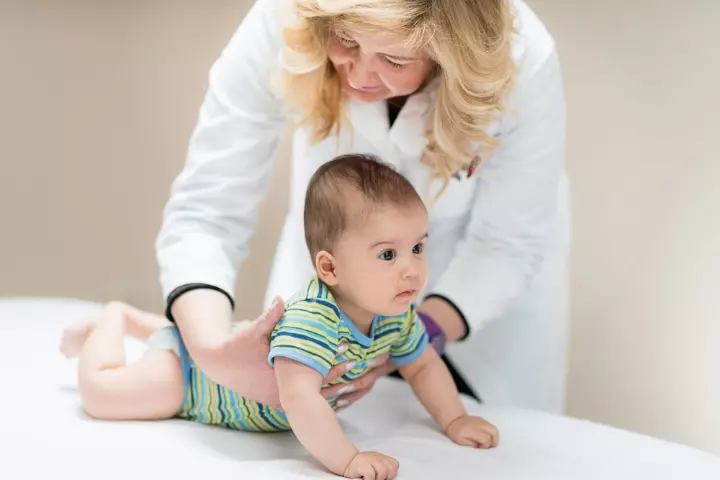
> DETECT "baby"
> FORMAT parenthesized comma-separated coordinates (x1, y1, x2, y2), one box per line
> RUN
(61, 154, 498, 480)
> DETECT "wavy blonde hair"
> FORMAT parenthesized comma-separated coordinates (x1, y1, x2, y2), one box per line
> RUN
(278, 0, 516, 191)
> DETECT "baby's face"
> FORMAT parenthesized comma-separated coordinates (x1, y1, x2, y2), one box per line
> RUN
(332, 203, 429, 317)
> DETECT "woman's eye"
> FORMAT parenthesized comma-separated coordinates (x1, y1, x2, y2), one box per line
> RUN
(412, 243, 424, 254)
(382, 57, 405, 69)
(335, 33, 356, 46)
(379, 250, 396, 261)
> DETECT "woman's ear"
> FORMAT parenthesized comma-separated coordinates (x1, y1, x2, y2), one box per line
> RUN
(315, 250, 338, 286)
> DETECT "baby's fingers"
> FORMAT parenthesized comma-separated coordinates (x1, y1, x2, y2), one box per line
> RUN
(485, 424, 500, 447)
(473, 429, 494, 449)
(384, 457, 400, 479)
(360, 464, 376, 480)
(451, 434, 478, 448)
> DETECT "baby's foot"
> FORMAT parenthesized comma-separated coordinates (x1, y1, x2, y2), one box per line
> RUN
(60, 317, 97, 358)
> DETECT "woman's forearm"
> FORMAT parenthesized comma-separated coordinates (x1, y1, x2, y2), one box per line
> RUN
(418, 297, 467, 343)
(170, 288, 234, 365)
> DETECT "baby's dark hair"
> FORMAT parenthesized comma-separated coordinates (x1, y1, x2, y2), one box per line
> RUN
(304, 154, 424, 259)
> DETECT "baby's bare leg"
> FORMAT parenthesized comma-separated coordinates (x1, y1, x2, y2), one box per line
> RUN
(109, 301, 171, 340)
(61, 301, 170, 358)
(77, 307, 184, 421)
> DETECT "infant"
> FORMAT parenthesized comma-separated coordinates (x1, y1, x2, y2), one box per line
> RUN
(61, 154, 498, 480)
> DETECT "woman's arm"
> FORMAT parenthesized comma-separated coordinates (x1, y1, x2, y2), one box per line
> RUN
(423, 30, 567, 338)
(156, 0, 287, 396)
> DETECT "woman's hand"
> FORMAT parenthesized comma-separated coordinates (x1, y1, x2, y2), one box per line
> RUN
(184, 294, 389, 409)
(322, 354, 394, 411)
(179, 295, 455, 410)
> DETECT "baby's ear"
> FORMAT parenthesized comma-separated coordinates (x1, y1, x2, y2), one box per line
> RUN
(315, 250, 338, 286)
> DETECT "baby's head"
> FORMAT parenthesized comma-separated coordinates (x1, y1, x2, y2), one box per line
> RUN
(304, 154, 428, 317)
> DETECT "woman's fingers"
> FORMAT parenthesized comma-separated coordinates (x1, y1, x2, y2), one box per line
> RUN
(322, 368, 377, 399)
(251, 296, 285, 340)
(335, 390, 366, 411)
(322, 354, 395, 403)
(367, 352, 391, 370)
(368, 358, 395, 378)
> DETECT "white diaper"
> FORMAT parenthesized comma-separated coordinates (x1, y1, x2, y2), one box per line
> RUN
(144, 320, 254, 357)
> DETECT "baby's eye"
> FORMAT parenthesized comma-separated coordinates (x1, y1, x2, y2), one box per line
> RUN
(379, 250, 396, 261)
(413, 243, 424, 254)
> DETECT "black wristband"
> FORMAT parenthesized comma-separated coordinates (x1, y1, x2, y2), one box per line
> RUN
(423, 293, 471, 341)
(165, 283, 235, 323)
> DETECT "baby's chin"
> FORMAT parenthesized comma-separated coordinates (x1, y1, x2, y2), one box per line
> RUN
(374, 298, 416, 317)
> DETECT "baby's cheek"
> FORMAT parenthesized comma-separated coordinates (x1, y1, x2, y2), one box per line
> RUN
(352, 266, 386, 302)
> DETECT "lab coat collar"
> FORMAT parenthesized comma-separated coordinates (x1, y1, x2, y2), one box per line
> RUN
(344, 76, 440, 159)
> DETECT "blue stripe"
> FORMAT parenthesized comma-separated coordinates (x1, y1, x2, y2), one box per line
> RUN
(285, 307, 338, 328)
(301, 298, 342, 317)
(273, 331, 336, 352)
(391, 332, 429, 366)
(268, 348, 330, 376)
(258, 404, 283, 430)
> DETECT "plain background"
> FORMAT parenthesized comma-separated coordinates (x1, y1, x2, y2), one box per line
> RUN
(1, 0, 718, 456)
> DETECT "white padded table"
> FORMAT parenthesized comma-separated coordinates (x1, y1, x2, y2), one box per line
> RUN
(2, 298, 719, 479)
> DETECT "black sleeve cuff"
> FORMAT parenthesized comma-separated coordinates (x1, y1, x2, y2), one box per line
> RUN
(423, 293, 471, 341)
(165, 283, 235, 323)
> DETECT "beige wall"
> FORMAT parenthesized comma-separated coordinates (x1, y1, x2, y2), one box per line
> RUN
(1, 0, 718, 456)
(529, 0, 720, 455)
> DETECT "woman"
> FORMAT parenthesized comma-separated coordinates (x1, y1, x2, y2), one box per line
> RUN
(156, 0, 570, 414)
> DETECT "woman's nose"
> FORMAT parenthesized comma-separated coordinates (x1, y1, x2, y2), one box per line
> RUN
(346, 55, 375, 89)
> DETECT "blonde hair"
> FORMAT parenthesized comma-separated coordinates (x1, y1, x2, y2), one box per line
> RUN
(279, 0, 516, 191)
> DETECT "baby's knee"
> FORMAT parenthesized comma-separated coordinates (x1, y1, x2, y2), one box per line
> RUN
(78, 371, 118, 419)
(105, 301, 128, 315)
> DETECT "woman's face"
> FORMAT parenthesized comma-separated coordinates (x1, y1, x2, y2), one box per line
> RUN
(326, 29, 436, 103)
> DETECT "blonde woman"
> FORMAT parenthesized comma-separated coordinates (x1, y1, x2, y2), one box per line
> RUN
(156, 0, 570, 415)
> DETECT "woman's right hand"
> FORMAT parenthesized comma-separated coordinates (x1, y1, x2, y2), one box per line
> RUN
(174, 291, 383, 409)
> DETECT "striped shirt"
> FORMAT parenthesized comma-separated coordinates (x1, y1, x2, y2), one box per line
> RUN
(174, 276, 428, 432)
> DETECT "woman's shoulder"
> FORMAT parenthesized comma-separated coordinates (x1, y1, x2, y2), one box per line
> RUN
(221, 0, 289, 61)
(508, 0, 559, 73)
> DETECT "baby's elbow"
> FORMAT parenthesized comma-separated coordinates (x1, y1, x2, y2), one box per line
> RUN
(279, 388, 317, 412)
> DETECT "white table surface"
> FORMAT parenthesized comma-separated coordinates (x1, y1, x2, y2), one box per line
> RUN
(1, 298, 718, 479)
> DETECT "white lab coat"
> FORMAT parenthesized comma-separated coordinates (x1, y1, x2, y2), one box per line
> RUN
(157, 0, 571, 414)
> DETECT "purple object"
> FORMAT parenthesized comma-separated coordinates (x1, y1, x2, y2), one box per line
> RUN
(417, 310, 447, 355)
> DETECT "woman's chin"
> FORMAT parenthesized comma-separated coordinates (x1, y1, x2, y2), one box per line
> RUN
(343, 85, 387, 103)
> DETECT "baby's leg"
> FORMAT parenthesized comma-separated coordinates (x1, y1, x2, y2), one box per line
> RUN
(61, 301, 170, 358)
(77, 307, 184, 421)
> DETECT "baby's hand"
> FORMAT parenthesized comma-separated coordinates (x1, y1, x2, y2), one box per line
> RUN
(343, 451, 399, 480)
(445, 415, 499, 449)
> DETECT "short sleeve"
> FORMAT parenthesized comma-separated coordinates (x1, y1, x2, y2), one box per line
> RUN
(390, 305, 429, 366)
(268, 299, 341, 377)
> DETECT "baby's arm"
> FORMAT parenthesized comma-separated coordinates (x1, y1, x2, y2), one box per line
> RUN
(397, 347, 466, 429)
(274, 357, 357, 474)
(398, 347, 499, 448)
(274, 358, 399, 479)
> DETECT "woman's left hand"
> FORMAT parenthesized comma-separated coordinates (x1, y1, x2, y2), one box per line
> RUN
(321, 352, 395, 410)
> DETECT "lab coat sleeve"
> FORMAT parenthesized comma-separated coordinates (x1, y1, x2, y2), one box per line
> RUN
(428, 41, 567, 335)
(156, 0, 287, 302)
